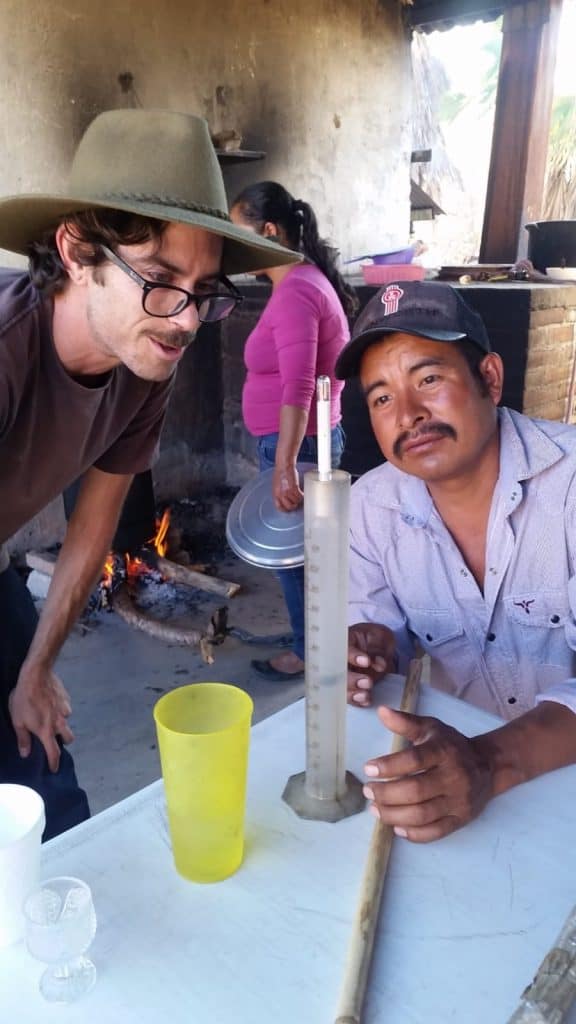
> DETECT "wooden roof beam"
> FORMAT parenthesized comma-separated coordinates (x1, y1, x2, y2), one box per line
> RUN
(479, 0, 563, 263)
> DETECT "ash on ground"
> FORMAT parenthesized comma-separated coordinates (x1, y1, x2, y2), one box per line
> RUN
(129, 577, 215, 625)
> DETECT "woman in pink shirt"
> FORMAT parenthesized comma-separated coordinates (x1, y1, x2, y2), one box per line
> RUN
(231, 181, 356, 680)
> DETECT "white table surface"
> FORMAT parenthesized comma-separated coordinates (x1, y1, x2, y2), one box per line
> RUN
(1, 678, 576, 1024)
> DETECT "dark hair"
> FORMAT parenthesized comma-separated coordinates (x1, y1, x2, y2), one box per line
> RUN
(27, 209, 167, 294)
(232, 181, 358, 318)
(457, 337, 491, 396)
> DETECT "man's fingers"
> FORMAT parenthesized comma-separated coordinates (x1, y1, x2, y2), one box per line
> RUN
(40, 730, 62, 773)
(365, 790, 459, 841)
(57, 720, 75, 746)
(13, 723, 32, 760)
(363, 709, 438, 777)
(392, 817, 461, 844)
(363, 769, 442, 808)
(349, 648, 371, 668)
(58, 695, 72, 717)
(347, 673, 374, 706)
(351, 691, 372, 706)
(367, 791, 446, 825)
(376, 705, 436, 744)
(348, 647, 388, 673)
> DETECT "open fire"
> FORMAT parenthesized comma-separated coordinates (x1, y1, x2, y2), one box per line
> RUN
(100, 509, 171, 599)
(97, 507, 239, 662)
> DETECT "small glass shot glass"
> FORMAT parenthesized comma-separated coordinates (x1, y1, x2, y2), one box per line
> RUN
(23, 876, 97, 1003)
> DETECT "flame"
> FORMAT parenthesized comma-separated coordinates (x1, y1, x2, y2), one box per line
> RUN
(151, 508, 170, 558)
(102, 552, 115, 589)
(125, 554, 148, 582)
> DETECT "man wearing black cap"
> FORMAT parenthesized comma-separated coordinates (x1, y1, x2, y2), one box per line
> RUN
(335, 281, 576, 843)
(0, 108, 298, 838)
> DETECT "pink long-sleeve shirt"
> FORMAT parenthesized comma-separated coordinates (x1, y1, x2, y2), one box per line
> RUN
(242, 264, 349, 436)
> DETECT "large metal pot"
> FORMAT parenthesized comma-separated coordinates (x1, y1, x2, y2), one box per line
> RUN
(525, 220, 576, 272)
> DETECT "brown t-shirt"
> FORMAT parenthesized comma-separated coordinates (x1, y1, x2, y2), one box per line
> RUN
(0, 270, 173, 546)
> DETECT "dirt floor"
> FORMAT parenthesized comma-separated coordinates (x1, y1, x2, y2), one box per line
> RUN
(52, 547, 304, 815)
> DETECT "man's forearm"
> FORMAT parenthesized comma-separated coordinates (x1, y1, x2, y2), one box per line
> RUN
(472, 700, 576, 799)
(24, 468, 133, 669)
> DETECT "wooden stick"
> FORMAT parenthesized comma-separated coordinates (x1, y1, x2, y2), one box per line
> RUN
(335, 658, 423, 1024)
(25, 550, 241, 600)
(506, 904, 576, 1023)
(156, 555, 241, 598)
(111, 584, 228, 664)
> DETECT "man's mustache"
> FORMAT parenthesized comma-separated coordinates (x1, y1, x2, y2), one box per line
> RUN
(149, 329, 196, 350)
(393, 422, 457, 459)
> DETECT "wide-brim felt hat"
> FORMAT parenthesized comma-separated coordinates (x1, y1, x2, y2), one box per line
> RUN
(0, 108, 301, 276)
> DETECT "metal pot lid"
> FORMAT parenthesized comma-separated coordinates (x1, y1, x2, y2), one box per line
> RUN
(226, 465, 310, 568)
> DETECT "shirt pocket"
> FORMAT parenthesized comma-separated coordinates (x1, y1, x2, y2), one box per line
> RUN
(403, 605, 479, 689)
(503, 588, 570, 665)
(404, 606, 463, 647)
(503, 589, 568, 629)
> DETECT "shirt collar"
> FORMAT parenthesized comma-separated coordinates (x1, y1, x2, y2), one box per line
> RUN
(498, 407, 566, 482)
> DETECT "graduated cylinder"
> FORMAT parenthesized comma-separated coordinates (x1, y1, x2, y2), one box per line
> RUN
(303, 468, 351, 802)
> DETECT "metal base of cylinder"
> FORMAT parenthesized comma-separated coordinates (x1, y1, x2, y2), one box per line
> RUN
(282, 771, 366, 822)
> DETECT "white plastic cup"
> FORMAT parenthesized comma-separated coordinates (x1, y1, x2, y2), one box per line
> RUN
(0, 784, 45, 948)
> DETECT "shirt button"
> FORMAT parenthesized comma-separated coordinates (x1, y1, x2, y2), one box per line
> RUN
(425, 633, 433, 642)
(550, 615, 560, 624)
(487, 632, 496, 642)
(507, 696, 517, 705)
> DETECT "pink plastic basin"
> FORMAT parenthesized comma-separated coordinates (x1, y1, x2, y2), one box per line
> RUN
(361, 264, 425, 285)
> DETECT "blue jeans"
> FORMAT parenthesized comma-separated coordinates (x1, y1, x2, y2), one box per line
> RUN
(0, 567, 90, 840)
(257, 425, 345, 660)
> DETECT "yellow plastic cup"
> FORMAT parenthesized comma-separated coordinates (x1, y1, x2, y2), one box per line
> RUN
(153, 683, 253, 883)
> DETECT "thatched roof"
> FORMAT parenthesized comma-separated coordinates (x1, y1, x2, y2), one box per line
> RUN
(411, 32, 463, 204)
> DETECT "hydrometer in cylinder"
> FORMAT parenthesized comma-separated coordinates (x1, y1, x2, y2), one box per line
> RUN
(283, 377, 364, 821)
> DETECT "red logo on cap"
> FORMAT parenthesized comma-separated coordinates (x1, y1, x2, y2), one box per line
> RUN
(381, 284, 404, 315)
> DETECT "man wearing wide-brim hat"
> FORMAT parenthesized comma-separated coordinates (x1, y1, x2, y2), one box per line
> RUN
(0, 108, 299, 839)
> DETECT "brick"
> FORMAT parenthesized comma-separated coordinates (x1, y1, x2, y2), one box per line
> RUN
(527, 401, 565, 419)
(528, 326, 574, 350)
(530, 285, 576, 309)
(530, 307, 567, 327)
(541, 362, 572, 386)
(524, 348, 548, 372)
(525, 331, 547, 350)
(523, 369, 543, 391)
(547, 325, 575, 344)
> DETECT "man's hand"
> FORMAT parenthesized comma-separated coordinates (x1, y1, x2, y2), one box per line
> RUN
(273, 465, 304, 512)
(362, 706, 494, 842)
(347, 623, 396, 707)
(8, 665, 74, 772)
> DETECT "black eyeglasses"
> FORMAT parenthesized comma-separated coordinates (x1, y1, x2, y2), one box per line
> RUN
(100, 245, 243, 322)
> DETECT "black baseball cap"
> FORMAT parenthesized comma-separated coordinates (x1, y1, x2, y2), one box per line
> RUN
(335, 280, 491, 379)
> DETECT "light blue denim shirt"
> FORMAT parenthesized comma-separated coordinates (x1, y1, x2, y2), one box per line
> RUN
(349, 407, 576, 720)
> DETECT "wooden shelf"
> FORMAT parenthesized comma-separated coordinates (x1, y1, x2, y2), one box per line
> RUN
(215, 149, 266, 164)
